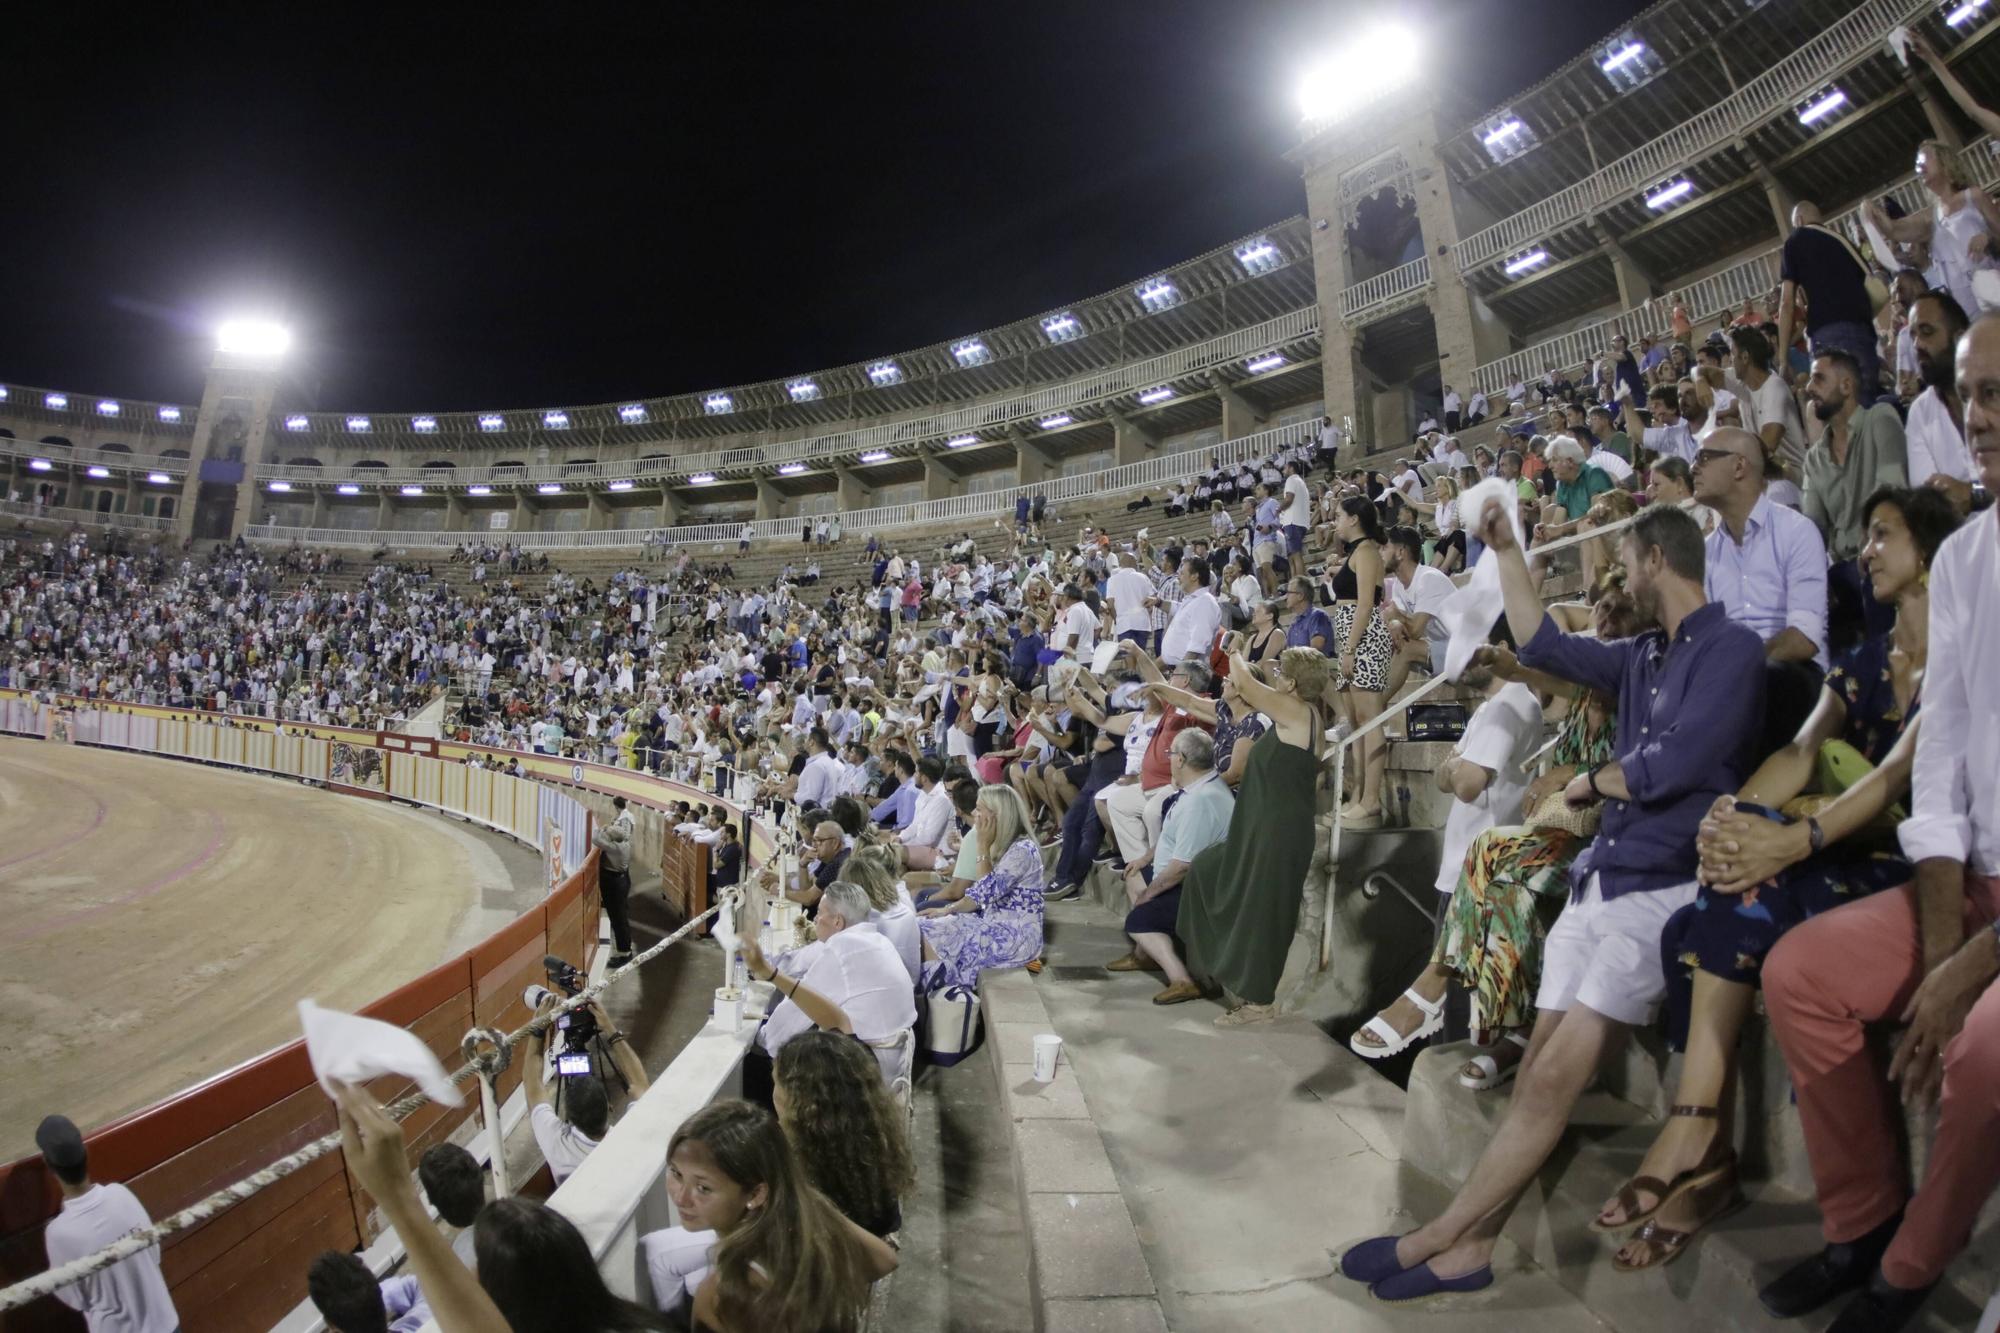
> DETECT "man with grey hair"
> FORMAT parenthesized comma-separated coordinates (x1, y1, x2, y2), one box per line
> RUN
(1108, 725, 1235, 1004)
(1534, 436, 1615, 544)
(1102, 650, 1215, 871)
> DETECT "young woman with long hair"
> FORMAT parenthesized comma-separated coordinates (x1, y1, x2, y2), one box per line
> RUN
(772, 1030, 916, 1238)
(477, 1197, 672, 1333)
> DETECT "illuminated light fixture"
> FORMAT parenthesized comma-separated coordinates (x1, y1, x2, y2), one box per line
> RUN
(97, 400, 120, 417)
(704, 393, 734, 415)
(0, 386, 8, 401)
(858, 450, 890, 463)
(537, 483, 563, 494)
(411, 415, 437, 432)
(158, 405, 181, 422)
(28, 458, 53, 471)
(147, 472, 171, 484)
(867, 361, 902, 386)
(337, 484, 362, 495)
(87, 466, 110, 478)
(1041, 313, 1083, 343)
(1136, 278, 1181, 313)
(1482, 119, 1525, 147)
(465, 484, 492, 496)
(1138, 386, 1175, 405)
(1600, 41, 1644, 72)
(346, 416, 372, 432)
(1504, 249, 1550, 276)
(618, 404, 647, 424)
(401, 485, 424, 496)
(1797, 89, 1848, 125)
(216, 320, 292, 357)
(1946, 0, 1987, 25)
(1245, 353, 1288, 373)
(950, 339, 993, 367)
(267, 480, 292, 492)
(688, 472, 717, 484)
(478, 413, 505, 431)
(778, 462, 807, 475)
(1645, 178, 1695, 210)
(1296, 23, 1421, 125)
(1039, 414, 1073, 429)
(946, 435, 979, 448)
(1234, 239, 1283, 276)
(285, 414, 310, 431)
(542, 411, 570, 429)
(45, 393, 68, 410)
(786, 379, 821, 402)
(608, 480, 635, 491)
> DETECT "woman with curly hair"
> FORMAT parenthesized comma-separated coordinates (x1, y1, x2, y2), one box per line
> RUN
(774, 1030, 916, 1238)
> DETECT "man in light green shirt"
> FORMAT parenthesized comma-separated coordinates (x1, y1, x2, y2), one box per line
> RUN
(1800, 349, 1908, 561)
(1108, 727, 1235, 1004)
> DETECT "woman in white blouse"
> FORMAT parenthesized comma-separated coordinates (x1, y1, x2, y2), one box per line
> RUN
(1863, 139, 2000, 319)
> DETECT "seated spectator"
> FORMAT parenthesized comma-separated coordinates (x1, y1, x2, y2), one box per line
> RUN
(1534, 437, 1615, 544)
(1351, 654, 1544, 1060)
(1574, 488, 1639, 587)
(476, 1196, 670, 1332)
(918, 784, 1046, 984)
(1623, 382, 1697, 466)
(1901, 288, 1977, 512)
(760, 819, 849, 909)
(1381, 526, 1453, 698)
(892, 755, 953, 872)
(1107, 727, 1236, 1004)
(525, 995, 651, 1186)
(308, 1250, 404, 1333)
(1802, 348, 1911, 652)
(36, 1114, 180, 1332)
(843, 844, 920, 984)
(774, 1030, 915, 1237)
(1644, 455, 1718, 536)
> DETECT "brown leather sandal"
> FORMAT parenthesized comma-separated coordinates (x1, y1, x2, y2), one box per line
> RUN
(1611, 1156, 1746, 1272)
(1590, 1104, 1731, 1233)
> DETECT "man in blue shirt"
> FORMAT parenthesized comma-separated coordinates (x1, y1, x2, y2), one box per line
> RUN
(1281, 577, 1333, 652)
(1340, 500, 1764, 1302)
(870, 750, 918, 830)
(1009, 610, 1046, 691)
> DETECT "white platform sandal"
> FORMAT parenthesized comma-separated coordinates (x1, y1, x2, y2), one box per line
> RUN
(1457, 1032, 1531, 1091)
(1348, 987, 1445, 1060)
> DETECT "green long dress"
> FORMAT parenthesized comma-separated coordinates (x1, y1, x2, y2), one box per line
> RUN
(1177, 727, 1322, 1005)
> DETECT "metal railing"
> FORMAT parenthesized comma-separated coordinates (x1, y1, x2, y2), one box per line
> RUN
(1455, 0, 1936, 271)
(1340, 256, 1432, 322)
(0, 438, 191, 475)
(0, 499, 176, 532)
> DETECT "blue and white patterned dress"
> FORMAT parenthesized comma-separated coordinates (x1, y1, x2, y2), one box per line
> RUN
(920, 837, 1046, 987)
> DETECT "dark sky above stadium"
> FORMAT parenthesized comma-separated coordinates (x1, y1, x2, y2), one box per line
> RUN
(7, 1, 1647, 413)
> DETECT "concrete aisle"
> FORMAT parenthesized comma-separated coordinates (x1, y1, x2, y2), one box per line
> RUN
(1037, 899, 1612, 1332)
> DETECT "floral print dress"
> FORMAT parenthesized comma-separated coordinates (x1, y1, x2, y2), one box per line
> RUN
(920, 837, 1046, 987)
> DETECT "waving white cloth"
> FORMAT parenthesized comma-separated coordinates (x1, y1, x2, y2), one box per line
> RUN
(299, 999, 462, 1106)
(1434, 481, 1527, 682)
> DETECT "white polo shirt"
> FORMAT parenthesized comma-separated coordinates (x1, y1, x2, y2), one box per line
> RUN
(531, 1102, 600, 1186)
(1060, 601, 1099, 657)
(1104, 566, 1155, 639)
(1436, 683, 1543, 895)
(43, 1183, 179, 1333)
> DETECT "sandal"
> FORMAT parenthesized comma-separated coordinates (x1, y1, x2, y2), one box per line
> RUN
(1350, 986, 1445, 1060)
(1591, 1104, 1732, 1233)
(1611, 1157, 1746, 1272)
(1457, 1031, 1530, 1090)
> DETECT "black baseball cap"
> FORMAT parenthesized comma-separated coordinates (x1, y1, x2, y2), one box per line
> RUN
(35, 1116, 87, 1172)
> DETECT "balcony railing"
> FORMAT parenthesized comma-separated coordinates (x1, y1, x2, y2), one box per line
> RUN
(0, 499, 175, 532)
(0, 438, 191, 475)
(1455, 0, 1935, 271)
(1339, 256, 1432, 322)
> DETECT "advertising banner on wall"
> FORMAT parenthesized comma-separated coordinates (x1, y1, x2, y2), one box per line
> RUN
(45, 707, 75, 744)
(329, 740, 388, 794)
(545, 819, 565, 889)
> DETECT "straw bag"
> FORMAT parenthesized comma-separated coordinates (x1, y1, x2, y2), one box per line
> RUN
(1525, 788, 1602, 839)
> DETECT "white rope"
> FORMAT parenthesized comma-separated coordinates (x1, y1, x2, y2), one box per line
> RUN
(0, 900, 724, 1313)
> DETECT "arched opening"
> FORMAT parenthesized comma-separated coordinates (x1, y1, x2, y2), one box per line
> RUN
(288, 456, 323, 467)
(100, 442, 132, 453)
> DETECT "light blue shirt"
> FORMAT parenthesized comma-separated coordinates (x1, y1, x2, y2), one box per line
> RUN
(1704, 491, 1829, 671)
(1155, 772, 1235, 869)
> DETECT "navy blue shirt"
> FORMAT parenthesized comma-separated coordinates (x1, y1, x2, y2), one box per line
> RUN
(1009, 632, 1046, 689)
(1286, 608, 1335, 651)
(1518, 602, 1765, 901)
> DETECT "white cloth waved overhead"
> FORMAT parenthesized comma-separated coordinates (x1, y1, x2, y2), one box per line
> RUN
(299, 998, 463, 1106)
(1434, 480, 1528, 682)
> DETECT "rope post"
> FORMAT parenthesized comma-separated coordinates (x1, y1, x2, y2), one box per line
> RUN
(461, 1027, 513, 1199)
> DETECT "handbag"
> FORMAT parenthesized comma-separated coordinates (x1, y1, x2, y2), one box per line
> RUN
(1807, 224, 1890, 316)
(1524, 787, 1602, 839)
(919, 969, 983, 1067)
(1406, 703, 1470, 743)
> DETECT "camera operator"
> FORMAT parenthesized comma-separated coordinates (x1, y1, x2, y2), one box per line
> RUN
(524, 995, 650, 1185)
(591, 796, 637, 967)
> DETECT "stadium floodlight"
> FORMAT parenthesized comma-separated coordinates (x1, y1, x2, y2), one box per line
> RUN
(778, 462, 807, 474)
(87, 466, 110, 478)
(946, 435, 979, 448)
(338, 483, 362, 495)
(1504, 249, 1550, 276)
(216, 320, 292, 358)
(97, 400, 120, 417)
(619, 404, 647, 424)
(1796, 89, 1848, 125)
(543, 411, 570, 429)
(689, 472, 717, 484)
(1136, 278, 1181, 313)
(401, 485, 423, 496)
(158, 405, 181, 422)
(867, 361, 903, 386)
(608, 480, 635, 491)
(1245, 353, 1288, 373)
(45, 393, 68, 410)
(1645, 178, 1695, 210)
(1482, 119, 1525, 148)
(267, 480, 292, 492)
(1039, 414, 1073, 429)
(1478, 113, 1539, 165)
(704, 393, 734, 415)
(950, 339, 993, 367)
(1234, 239, 1283, 276)
(0, 386, 9, 401)
(1946, 0, 1988, 26)
(284, 414, 310, 431)
(537, 483, 562, 494)
(1296, 23, 1420, 126)
(1600, 41, 1644, 73)
(28, 459, 52, 471)
(1041, 313, 1083, 343)
(859, 450, 890, 463)
(411, 415, 437, 432)
(787, 379, 821, 402)
(346, 416, 371, 432)
(147, 472, 171, 484)
(478, 413, 506, 431)
(465, 484, 492, 496)
(1138, 386, 1175, 405)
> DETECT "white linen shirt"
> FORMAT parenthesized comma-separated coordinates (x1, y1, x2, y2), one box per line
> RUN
(1905, 386, 1976, 486)
(1160, 589, 1222, 664)
(1900, 510, 2000, 875)
(43, 1184, 178, 1333)
(1435, 683, 1543, 894)
(1104, 567, 1155, 638)
(903, 782, 954, 849)
(760, 924, 918, 1078)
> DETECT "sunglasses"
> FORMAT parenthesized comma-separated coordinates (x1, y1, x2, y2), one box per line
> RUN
(1692, 448, 1747, 467)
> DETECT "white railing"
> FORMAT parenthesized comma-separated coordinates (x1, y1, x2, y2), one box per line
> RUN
(0, 437, 190, 475)
(1340, 256, 1432, 321)
(1456, 0, 1936, 270)
(239, 418, 1320, 553)
(0, 499, 176, 532)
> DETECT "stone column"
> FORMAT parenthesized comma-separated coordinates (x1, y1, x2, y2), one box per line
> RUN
(310, 489, 330, 529)
(1210, 373, 1266, 441)
(923, 453, 958, 500)
(1011, 429, 1056, 486)
(658, 488, 683, 528)
(445, 490, 469, 532)
(172, 351, 281, 543)
(586, 489, 611, 530)
(754, 476, 783, 521)
(1108, 408, 1158, 466)
(833, 465, 872, 511)
(1589, 218, 1657, 312)
(375, 490, 394, 531)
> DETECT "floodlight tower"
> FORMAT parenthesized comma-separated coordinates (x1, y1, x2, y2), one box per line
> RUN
(1287, 24, 1513, 450)
(172, 321, 291, 542)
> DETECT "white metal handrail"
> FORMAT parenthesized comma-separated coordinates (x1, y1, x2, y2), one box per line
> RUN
(0, 438, 191, 474)
(1340, 256, 1432, 321)
(0, 499, 176, 532)
(1457, 0, 1935, 270)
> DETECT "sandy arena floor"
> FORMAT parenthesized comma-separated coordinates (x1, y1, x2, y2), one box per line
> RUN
(0, 736, 542, 1148)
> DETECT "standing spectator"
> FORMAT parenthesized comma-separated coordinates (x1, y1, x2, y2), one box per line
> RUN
(1466, 385, 1489, 427)
(1104, 555, 1155, 646)
(1381, 526, 1453, 696)
(1249, 483, 1282, 596)
(36, 1115, 179, 1333)
(1442, 384, 1463, 433)
(1329, 497, 1393, 828)
(1158, 559, 1222, 665)
(1777, 202, 1883, 407)
(1281, 461, 1313, 561)
(592, 795, 637, 966)
(1862, 139, 1999, 329)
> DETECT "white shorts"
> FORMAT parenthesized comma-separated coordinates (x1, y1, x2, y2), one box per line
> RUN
(1254, 541, 1279, 565)
(1535, 873, 1697, 1026)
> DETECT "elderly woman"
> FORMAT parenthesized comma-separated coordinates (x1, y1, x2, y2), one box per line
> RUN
(918, 784, 1045, 985)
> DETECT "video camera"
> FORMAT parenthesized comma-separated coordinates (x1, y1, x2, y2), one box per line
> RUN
(526, 954, 599, 1065)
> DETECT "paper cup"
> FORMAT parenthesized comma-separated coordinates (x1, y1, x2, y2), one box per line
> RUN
(1031, 1033, 1063, 1083)
(714, 986, 743, 1031)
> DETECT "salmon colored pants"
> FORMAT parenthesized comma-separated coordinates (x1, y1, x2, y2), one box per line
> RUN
(1764, 872, 2000, 1290)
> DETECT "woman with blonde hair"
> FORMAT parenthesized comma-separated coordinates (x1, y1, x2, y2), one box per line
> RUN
(1177, 645, 1331, 1027)
(844, 843, 920, 984)
(1863, 137, 2000, 324)
(917, 783, 1045, 985)
(1404, 473, 1467, 573)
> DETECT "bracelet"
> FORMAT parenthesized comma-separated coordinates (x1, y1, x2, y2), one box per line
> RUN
(607, 1032, 628, 1045)
(1806, 816, 1826, 855)
(1586, 765, 1605, 798)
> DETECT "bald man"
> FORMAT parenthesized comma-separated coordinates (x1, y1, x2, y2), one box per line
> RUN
(1778, 199, 1882, 406)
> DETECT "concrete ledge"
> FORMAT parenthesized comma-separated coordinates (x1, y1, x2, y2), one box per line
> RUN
(980, 968, 1166, 1331)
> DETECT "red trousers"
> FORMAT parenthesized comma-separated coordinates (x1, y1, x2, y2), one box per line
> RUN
(1764, 872, 2000, 1290)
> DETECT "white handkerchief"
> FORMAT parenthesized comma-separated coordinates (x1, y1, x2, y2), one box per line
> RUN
(300, 999, 462, 1106)
(1090, 641, 1120, 675)
(1437, 478, 1529, 681)
(1887, 26, 1911, 67)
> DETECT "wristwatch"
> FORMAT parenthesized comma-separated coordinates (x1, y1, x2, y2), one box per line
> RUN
(1806, 816, 1826, 855)
(1586, 765, 1605, 798)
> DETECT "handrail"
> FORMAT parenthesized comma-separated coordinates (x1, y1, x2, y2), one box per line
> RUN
(1340, 256, 1433, 322)
(0, 499, 176, 532)
(0, 438, 191, 473)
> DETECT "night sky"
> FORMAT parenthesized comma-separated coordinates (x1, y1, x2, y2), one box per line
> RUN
(6, 2, 1646, 413)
